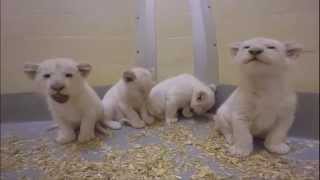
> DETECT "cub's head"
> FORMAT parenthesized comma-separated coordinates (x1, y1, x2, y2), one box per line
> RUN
(24, 58, 91, 104)
(190, 84, 216, 115)
(230, 37, 303, 75)
(122, 67, 155, 96)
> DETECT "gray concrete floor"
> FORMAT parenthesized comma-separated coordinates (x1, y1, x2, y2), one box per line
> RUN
(1, 118, 319, 180)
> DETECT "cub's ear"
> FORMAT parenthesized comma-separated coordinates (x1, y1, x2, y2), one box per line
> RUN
(195, 90, 208, 102)
(229, 42, 242, 56)
(208, 84, 216, 92)
(77, 63, 92, 77)
(24, 63, 39, 79)
(284, 42, 303, 59)
(123, 70, 136, 83)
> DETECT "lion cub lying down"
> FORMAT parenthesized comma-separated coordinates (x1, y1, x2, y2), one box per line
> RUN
(24, 58, 121, 144)
(102, 67, 155, 128)
(214, 37, 303, 157)
(147, 74, 216, 124)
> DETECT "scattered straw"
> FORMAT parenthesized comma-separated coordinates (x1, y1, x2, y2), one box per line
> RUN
(194, 132, 319, 179)
(1, 137, 178, 180)
(1, 121, 319, 180)
(0, 136, 28, 171)
(191, 165, 217, 180)
(157, 123, 196, 147)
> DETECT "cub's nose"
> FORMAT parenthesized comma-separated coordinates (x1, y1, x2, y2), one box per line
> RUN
(51, 83, 65, 92)
(249, 48, 263, 56)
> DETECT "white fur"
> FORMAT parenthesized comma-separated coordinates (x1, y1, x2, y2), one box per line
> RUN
(214, 37, 303, 156)
(147, 74, 216, 125)
(24, 58, 120, 144)
(102, 67, 155, 128)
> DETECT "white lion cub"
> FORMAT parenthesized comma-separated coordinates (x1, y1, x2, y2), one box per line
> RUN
(102, 67, 155, 128)
(214, 37, 303, 157)
(24, 58, 121, 144)
(147, 74, 216, 124)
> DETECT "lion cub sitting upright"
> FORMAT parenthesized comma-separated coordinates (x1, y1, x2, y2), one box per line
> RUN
(214, 37, 303, 157)
(147, 74, 216, 125)
(102, 67, 155, 128)
(24, 58, 120, 144)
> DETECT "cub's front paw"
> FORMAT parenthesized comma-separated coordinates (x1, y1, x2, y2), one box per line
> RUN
(265, 143, 290, 154)
(78, 132, 95, 143)
(143, 116, 155, 125)
(225, 134, 233, 145)
(129, 119, 146, 129)
(229, 145, 252, 157)
(182, 108, 193, 118)
(56, 133, 76, 144)
(166, 118, 178, 125)
(105, 120, 122, 130)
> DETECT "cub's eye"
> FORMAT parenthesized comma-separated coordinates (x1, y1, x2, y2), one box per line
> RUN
(43, 74, 51, 79)
(65, 73, 73, 78)
(267, 46, 276, 49)
(243, 46, 250, 49)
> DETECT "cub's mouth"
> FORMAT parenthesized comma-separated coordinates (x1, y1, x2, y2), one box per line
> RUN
(245, 58, 269, 65)
(51, 93, 69, 104)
